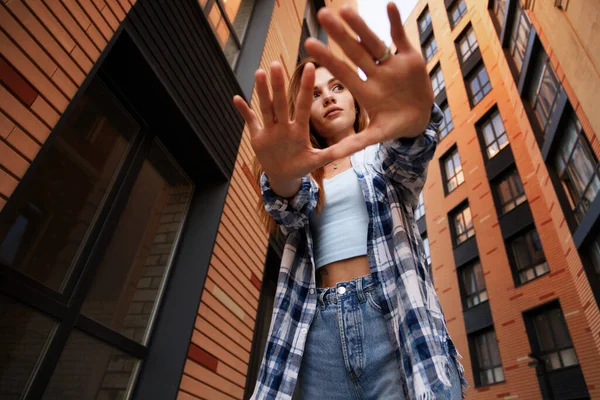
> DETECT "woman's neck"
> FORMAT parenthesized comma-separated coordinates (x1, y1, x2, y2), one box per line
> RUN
(325, 127, 356, 147)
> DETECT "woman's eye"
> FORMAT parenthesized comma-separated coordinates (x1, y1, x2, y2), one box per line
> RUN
(333, 84, 343, 92)
(313, 92, 320, 99)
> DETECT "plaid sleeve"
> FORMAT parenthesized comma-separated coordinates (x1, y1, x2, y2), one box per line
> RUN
(260, 171, 318, 235)
(376, 103, 442, 209)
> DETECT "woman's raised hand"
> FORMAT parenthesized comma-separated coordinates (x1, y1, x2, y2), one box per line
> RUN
(304, 3, 434, 157)
(233, 61, 337, 186)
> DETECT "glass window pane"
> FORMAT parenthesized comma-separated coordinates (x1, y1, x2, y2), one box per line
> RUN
(44, 330, 139, 399)
(561, 348, 578, 367)
(0, 295, 56, 398)
(534, 314, 555, 351)
(81, 140, 194, 344)
(0, 80, 137, 292)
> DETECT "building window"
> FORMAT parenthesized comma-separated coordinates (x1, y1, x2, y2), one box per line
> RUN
(431, 65, 445, 97)
(0, 78, 195, 397)
(457, 26, 479, 63)
(203, 0, 257, 67)
(509, 228, 549, 285)
(439, 102, 454, 139)
(480, 109, 509, 159)
(508, 1, 532, 75)
(526, 305, 579, 371)
(452, 203, 475, 245)
(423, 235, 431, 266)
(470, 329, 505, 386)
(415, 192, 425, 220)
(495, 169, 527, 215)
(491, 0, 508, 29)
(449, 0, 467, 28)
(418, 7, 432, 34)
(423, 36, 438, 62)
(443, 147, 465, 194)
(527, 52, 561, 138)
(553, 110, 600, 223)
(587, 234, 600, 278)
(467, 63, 492, 106)
(460, 260, 488, 309)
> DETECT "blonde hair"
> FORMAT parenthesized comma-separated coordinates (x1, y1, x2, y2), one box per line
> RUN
(254, 57, 368, 234)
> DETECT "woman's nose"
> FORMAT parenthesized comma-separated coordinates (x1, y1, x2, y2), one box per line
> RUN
(323, 93, 336, 106)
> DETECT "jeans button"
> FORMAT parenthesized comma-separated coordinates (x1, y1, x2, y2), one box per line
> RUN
(337, 286, 346, 295)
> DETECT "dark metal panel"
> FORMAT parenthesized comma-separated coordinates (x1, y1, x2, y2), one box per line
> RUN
(419, 23, 434, 46)
(499, 202, 534, 240)
(485, 145, 515, 181)
(133, 182, 230, 400)
(125, 0, 246, 178)
(499, 0, 516, 47)
(464, 301, 494, 334)
(541, 89, 568, 162)
(517, 27, 538, 96)
(418, 216, 427, 237)
(445, 0, 455, 9)
(434, 88, 448, 108)
(235, 0, 276, 99)
(573, 195, 600, 249)
(454, 236, 479, 268)
(460, 47, 482, 78)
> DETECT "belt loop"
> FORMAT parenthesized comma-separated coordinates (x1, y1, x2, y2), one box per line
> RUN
(356, 276, 366, 304)
(318, 289, 327, 309)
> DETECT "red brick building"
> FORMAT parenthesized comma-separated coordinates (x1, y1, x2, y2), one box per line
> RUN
(0, 0, 354, 398)
(403, 0, 600, 398)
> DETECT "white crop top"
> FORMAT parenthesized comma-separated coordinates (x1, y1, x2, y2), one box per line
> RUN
(309, 168, 370, 269)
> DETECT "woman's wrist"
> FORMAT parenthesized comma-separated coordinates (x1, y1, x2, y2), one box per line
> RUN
(267, 173, 302, 199)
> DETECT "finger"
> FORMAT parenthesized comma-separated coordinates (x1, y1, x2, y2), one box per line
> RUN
(294, 62, 315, 124)
(255, 69, 275, 126)
(316, 7, 378, 75)
(388, 2, 410, 53)
(339, 6, 388, 62)
(305, 37, 365, 98)
(233, 95, 261, 135)
(270, 62, 289, 124)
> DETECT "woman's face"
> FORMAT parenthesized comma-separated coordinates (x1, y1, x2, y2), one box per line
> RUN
(310, 67, 356, 140)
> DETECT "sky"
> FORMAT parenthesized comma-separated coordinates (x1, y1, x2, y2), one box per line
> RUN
(357, 0, 419, 46)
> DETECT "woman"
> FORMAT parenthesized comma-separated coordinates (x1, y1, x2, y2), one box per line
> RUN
(233, 4, 467, 399)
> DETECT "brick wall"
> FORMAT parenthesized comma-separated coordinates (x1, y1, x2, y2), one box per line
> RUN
(0, 0, 135, 213)
(177, 1, 357, 399)
(403, 0, 600, 399)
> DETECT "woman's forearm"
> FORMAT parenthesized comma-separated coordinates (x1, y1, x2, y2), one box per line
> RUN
(267, 174, 303, 199)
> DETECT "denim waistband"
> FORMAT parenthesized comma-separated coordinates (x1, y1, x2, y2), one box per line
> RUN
(316, 274, 378, 306)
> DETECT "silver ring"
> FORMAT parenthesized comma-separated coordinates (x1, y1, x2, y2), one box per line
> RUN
(375, 46, 392, 64)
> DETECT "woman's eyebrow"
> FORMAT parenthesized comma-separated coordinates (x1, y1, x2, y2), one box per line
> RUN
(313, 78, 337, 91)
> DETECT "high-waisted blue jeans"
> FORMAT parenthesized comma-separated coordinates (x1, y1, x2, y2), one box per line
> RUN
(297, 274, 462, 399)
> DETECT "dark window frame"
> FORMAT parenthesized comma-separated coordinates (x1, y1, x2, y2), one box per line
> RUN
(456, 24, 479, 64)
(418, 6, 433, 36)
(448, 0, 468, 28)
(466, 62, 492, 107)
(439, 100, 454, 140)
(430, 63, 445, 97)
(441, 146, 465, 195)
(458, 259, 488, 309)
(488, 0, 509, 34)
(422, 35, 438, 62)
(492, 167, 527, 216)
(415, 191, 426, 221)
(450, 201, 475, 247)
(468, 328, 505, 387)
(477, 107, 509, 161)
(506, 225, 550, 286)
(523, 301, 580, 372)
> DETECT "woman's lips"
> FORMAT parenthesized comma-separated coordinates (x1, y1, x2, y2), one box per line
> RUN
(325, 109, 342, 118)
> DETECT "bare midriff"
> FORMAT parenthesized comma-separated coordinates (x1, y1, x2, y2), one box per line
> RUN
(316, 255, 371, 288)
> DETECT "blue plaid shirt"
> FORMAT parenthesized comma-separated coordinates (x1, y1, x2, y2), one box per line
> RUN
(251, 105, 468, 399)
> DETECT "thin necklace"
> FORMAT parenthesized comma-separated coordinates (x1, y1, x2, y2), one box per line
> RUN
(325, 156, 344, 170)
